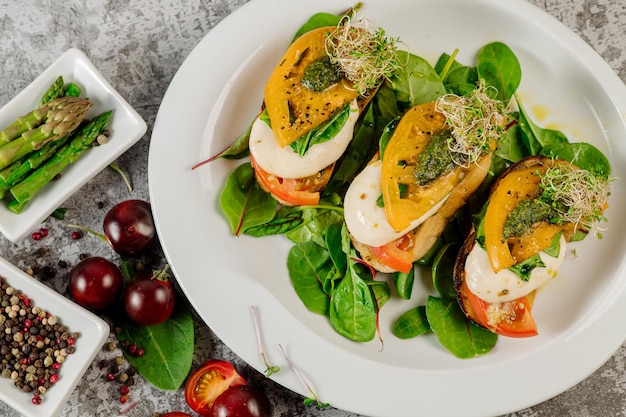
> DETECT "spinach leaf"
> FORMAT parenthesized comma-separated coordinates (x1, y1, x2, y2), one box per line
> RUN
(477, 42, 521, 101)
(220, 117, 254, 160)
(219, 163, 277, 235)
(377, 50, 446, 122)
(291, 12, 343, 41)
(245, 206, 304, 237)
(329, 257, 377, 342)
(516, 100, 568, 155)
(392, 268, 414, 300)
(116, 305, 194, 390)
(285, 207, 344, 246)
(392, 306, 431, 339)
(287, 241, 336, 315)
(325, 222, 347, 276)
(434, 52, 478, 96)
(541, 141, 612, 177)
(426, 296, 497, 358)
(495, 114, 530, 164)
(431, 243, 459, 299)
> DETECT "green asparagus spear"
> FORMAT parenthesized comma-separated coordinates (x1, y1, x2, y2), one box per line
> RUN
(8, 110, 112, 213)
(0, 96, 91, 171)
(39, 76, 65, 106)
(0, 95, 84, 146)
(0, 136, 70, 198)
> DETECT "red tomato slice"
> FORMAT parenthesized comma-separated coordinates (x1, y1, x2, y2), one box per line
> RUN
(184, 360, 247, 417)
(463, 280, 538, 338)
(250, 155, 320, 206)
(369, 235, 414, 273)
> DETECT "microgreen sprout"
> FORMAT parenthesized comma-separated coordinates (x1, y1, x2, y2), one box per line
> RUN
(251, 305, 280, 377)
(278, 344, 329, 409)
(435, 79, 507, 167)
(538, 163, 612, 236)
(325, 13, 400, 95)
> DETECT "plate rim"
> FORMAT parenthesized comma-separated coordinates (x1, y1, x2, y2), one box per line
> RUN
(148, 1, 626, 416)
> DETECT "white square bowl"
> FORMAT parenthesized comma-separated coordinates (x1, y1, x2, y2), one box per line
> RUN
(0, 48, 147, 242)
(0, 256, 110, 417)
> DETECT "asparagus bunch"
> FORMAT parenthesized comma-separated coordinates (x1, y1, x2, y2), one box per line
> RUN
(8, 110, 112, 213)
(0, 96, 92, 171)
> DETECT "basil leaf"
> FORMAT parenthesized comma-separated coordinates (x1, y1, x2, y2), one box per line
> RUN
(508, 254, 545, 282)
(292, 12, 343, 42)
(426, 296, 497, 358)
(117, 305, 194, 390)
(290, 103, 352, 156)
(219, 163, 277, 235)
(392, 306, 431, 339)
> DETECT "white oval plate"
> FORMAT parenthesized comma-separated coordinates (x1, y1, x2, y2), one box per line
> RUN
(148, 1, 626, 416)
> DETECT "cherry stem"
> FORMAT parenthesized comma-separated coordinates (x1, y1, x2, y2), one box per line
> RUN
(250, 305, 279, 377)
(278, 344, 329, 409)
(67, 223, 107, 242)
(152, 264, 171, 282)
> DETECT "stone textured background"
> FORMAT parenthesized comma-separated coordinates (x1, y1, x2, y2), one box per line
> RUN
(0, 0, 624, 416)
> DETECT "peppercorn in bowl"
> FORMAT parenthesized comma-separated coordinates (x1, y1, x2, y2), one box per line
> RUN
(0, 256, 109, 417)
(0, 48, 147, 243)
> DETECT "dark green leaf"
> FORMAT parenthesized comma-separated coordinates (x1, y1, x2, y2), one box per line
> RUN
(392, 306, 431, 339)
(219, 163, 277, 235)
(329, 260, 377, 342)
(245, 206, 304, 237)
(426, 296, 497, 358)
(389, 50, 447, 109)
(541, 141, 612, 178)
(477, 42, 521, 101)
(325, 222, 347, 276)
(285, 207, 344, 246)
(287, 241, 335, 315)
(291, 12, 342, 41)
(392, 268, 414, 300)
(116, 305, 194, 390)
(431, 243, 459, 299)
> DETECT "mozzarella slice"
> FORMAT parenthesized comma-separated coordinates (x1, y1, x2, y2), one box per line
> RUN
(249, 99, 359, 179)
(464, 234, 567, 304)
(344, 161, 448, 247)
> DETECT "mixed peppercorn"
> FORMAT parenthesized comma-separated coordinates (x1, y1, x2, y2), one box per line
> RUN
(0, 276, 79, 404)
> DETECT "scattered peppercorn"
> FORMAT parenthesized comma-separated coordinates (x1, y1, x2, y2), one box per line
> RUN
(71, 231, 82, 240)
(0, 277, 79, 405)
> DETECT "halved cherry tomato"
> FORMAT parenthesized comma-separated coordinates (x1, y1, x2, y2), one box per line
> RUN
(250, 155, 320, 206)
(462, 280, 538, 338)
(184, 360, 247, 417)
(369, 234, 414, 273)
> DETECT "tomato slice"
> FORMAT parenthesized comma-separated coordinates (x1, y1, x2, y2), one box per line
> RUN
(369, 234, 414, 273)
(250, 155, 320, 206)
(161, 413, 194, 417)
(462, 280, 538, 338)
(184, 360, 247, 417)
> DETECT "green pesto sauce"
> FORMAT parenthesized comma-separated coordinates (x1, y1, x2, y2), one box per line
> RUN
(502, 198, 559, 239)
(415, 130, 457, 186)
(301, 55, 343, 92)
